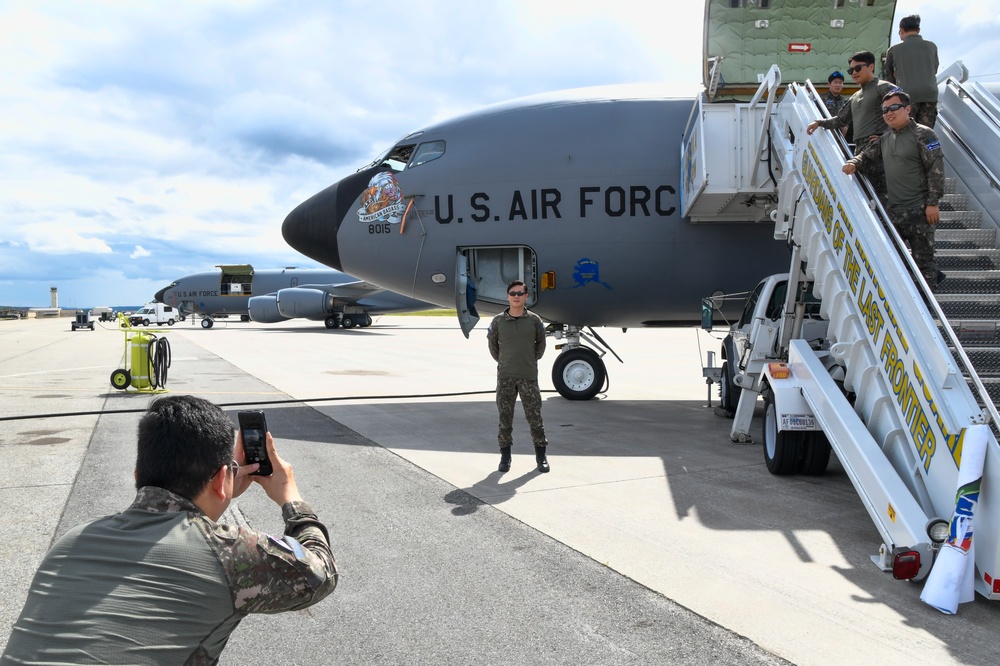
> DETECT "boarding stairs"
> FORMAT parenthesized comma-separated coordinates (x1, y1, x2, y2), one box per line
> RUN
(932, 73, 1000, 414)
(682, 64, 1000, 598)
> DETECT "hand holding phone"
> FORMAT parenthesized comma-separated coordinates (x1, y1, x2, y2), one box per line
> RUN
(238, 410, 273, 476)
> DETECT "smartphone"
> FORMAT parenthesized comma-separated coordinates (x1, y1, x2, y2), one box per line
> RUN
(237, 410, 273, 476)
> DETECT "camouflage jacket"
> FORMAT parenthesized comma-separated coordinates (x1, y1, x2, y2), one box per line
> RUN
(847, 121, 944, 208)
(2, 486, 338, 665)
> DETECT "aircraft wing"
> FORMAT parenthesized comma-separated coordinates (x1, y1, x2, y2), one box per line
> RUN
(298, 280, 384, 300)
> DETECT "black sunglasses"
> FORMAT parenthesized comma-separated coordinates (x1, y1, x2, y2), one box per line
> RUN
(508, 291, 527, 297)
(847, 64, 867, 75)
(881, 103, 907, 114)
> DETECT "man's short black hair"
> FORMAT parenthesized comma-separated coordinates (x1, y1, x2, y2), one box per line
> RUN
(883, 90, 911, 107)
(507, 279, 526, 291)
(136, 395, 235, 500)
(899, 14, 921, 32)
(849, 51, 876, 67)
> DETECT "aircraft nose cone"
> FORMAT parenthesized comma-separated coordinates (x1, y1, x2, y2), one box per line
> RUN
(153, 285, 168, 303)
(282, 181, 345, 271)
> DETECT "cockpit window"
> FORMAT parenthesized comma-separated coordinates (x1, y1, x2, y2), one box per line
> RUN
(380, 144, 415, 171)
(409, 140, 445, 167)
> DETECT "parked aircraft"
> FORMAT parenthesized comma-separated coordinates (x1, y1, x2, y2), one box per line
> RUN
(154, 264, 436, 329)
(279, 2, 906, 399)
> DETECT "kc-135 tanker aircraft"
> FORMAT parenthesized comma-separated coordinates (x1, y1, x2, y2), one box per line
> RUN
(155, 264, 435, 329)
(280, 0, 893, 399)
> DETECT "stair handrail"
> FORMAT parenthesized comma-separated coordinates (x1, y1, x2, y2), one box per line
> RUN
(936, 78, 1000, 192)
(749, 64, 782, 187)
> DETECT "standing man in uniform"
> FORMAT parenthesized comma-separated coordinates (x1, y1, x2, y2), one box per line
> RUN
(884, 14, 939, 128)
(2, 395, 339, 665)
(807, 51, 897, 154)
(487, 280, 550, 474)
(843, 91, 945, 289)
(821, 70, 850, 141)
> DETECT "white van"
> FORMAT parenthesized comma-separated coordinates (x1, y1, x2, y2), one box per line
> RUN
(129, 303, 176, 326)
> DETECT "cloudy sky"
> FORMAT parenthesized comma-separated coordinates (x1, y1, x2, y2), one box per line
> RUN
(1, 0, 997, 308)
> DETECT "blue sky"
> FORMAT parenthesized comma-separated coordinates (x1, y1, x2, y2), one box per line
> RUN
(1, 0, 997, 308)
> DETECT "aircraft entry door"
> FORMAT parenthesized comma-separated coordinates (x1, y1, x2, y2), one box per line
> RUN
(455, 246, 538, 337)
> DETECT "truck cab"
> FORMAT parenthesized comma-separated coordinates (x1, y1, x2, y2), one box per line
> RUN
(718, 274, 829, 414)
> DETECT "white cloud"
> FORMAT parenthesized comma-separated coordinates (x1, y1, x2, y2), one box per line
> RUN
(0, 0, 997, 306)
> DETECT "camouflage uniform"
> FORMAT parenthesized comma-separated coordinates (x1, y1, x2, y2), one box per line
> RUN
(820, 91, 848, 118)
(2, 486, 338, 665)
(848, 121, 945, 285)
(487, 308, 548, 449)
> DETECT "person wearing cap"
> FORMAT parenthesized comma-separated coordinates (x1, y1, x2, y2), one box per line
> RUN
(807, 50, 897, 154)
(883, 14, 939, 128)
(821, 71, 850, 140)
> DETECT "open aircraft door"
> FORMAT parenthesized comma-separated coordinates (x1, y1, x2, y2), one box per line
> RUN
(455, 252, 480, 338)
(680, 96, 708, 219)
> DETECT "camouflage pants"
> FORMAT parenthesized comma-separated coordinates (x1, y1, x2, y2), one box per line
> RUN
(909, 102, 938, 129)
(496, 377, 547, 449)
(888, 204, 938, 284)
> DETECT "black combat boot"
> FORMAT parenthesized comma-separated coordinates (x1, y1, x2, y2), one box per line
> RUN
(498, 446, 512, 473)
(534, 445, 550, 473)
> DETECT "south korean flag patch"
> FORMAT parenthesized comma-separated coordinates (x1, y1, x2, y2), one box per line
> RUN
(926, 140, 941, 152)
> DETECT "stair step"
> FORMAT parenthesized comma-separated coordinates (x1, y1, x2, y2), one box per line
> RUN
(935, 270, 1000, 294)
(938, 193, 969, 210)
(981, 378, 1000, 410)
(956, 347, 1000, 373)
(938, 210, 984, 229)
(935, 229, 997, 250)
(936, 250, 1000, 271)
(944, 178, 957, 194)
(937, 294, 1000, 320)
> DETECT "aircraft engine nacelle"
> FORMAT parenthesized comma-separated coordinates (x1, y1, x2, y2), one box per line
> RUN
(275, 287, 335, 320)
(247, 295, 291, 323)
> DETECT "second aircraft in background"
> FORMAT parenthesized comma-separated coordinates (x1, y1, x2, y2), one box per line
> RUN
(154, 264, 436, 329)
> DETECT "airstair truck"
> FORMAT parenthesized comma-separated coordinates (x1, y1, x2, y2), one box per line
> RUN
(685, 0, 1000, 603)
(689, 62, 1000, 598)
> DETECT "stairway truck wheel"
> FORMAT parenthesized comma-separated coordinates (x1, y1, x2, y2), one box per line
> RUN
(110, 369, 131, 390)
(720, 356, 741, 414)
(798, 431, 832, 475)
(552, 347, 606, 400)
(762, 389, 802, 475)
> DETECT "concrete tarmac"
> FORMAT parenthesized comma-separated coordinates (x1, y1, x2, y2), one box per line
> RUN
(1, 315, 998, 665)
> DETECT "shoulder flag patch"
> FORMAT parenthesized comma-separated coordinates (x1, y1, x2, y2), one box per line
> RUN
(926, 141, 941, 151)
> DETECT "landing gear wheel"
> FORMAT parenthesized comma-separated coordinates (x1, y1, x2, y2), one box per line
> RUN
(719, 358, 741, 414)
(362, 314, 373, 327)
(341, 315, 356, 329)
(110, 369, 131, 390)
(241, 315, 250, 322)
(552, 347, 606, 400)
(179, 315, 186, 322)
(201, 318, 214, 329)
(325, 316, 340, 329)
(798, 431, 832, 475)
(763, 390, 802, 475)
